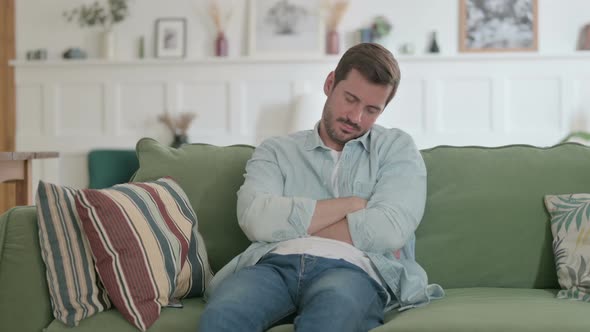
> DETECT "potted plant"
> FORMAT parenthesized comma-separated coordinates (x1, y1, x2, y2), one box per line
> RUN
(560, 131, 590, 144)
(63, 0, 130, 59)
(158, 112, 198, 148)
(371, 15, 393, 45)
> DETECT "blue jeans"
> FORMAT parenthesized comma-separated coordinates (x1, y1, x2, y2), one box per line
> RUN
(198, 253, 388, 332)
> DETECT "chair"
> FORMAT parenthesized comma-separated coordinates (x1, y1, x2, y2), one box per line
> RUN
(87, 149, 139, 189)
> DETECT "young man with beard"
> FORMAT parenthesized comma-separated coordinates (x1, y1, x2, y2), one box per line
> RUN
(198, 43, 443, 332)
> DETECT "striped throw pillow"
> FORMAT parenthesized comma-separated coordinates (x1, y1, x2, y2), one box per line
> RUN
(36, 181, 111, 327)
(174, 225, 214, 299)
(75, 177, 196, 331)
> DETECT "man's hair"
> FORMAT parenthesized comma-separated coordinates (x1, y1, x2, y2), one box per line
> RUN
(333, 43, 400, 106)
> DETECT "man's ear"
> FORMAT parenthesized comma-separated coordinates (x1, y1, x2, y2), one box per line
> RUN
(324, 71, 335, 96)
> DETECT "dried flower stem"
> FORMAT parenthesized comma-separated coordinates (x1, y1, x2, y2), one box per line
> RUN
(325, 0, 349, 31)
(158, 112, 198, 135)
(209, 0, 234, 33)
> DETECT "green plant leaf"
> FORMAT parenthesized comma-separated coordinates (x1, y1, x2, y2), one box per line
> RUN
(550, 196, 590, 233)
(63, 0, 129, 29)
(553, 237, 568, 271)
(560, 131, 590, 143)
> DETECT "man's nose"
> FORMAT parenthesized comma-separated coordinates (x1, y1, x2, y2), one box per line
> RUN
(347, 105, 363, 124)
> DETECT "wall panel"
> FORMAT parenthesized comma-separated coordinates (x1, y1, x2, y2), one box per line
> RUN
(11, 55, 590, 191)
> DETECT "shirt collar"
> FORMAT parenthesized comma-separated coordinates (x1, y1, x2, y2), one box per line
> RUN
(304, 121, 371, 152)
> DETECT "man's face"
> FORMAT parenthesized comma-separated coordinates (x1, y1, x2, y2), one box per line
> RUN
(319, 68, 393, 151)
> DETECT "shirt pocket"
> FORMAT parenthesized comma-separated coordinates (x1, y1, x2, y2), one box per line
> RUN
(352, 180, 375, 199)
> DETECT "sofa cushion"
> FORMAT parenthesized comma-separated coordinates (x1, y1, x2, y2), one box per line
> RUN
(75, 177, 196, 331)
(131, 138, 255, 272)
(44, 298, 205, 332)
(380, 288, 590, 332)
(266, 288, 590, 332)
(67, 289, 587, 332)
(0, 207, 55, 332)
(35, 181, 111, 327)
(417, 143, 590, 289)
(544, 193, 590, 302)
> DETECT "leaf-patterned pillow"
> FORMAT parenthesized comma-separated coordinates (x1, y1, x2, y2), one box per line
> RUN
(544, 193, 590, 302)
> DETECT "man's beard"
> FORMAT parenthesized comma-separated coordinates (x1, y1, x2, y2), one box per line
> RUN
(322, 103, 363, 146)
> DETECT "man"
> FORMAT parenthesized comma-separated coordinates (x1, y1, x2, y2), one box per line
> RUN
(199, 43, 443, 332)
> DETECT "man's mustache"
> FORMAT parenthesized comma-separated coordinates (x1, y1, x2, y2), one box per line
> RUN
(337, 118, 360, 131)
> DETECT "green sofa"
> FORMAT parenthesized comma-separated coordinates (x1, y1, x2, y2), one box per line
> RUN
(1, 140, 590, 332)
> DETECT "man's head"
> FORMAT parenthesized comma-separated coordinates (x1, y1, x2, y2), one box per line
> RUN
(319, 43, 401, 151)
(332, 43, 401, 106)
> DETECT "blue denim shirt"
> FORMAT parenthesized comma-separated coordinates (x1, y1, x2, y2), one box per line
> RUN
(205, 124, 444, 311)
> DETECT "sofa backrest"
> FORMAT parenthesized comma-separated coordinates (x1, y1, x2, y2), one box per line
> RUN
(96, 139, 590, 289)
(416, 143, 590, 289)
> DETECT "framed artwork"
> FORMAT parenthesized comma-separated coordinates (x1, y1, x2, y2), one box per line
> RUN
(155, 18, 187, 58)
(248, 0, 324, 57)
(459, 0, 538, 52)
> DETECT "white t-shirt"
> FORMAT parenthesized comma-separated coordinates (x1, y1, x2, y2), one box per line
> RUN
(272, 149, 385, 288)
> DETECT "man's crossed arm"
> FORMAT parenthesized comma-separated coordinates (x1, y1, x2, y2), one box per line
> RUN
(237, 134, 426, 253)
(308, 197, 367, 244)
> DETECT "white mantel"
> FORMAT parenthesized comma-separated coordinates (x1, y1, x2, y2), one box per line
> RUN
(11, 52, 590, 65)
(11, 54, 590, 188)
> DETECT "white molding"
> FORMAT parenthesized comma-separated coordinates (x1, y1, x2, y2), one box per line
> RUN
(228, 81, 243, 136)
(490, 77, 504, 133)
(43, 84, 55, 136)
(9, 53, 590, 67)
(432, 79, 443, 133)
(418, 79, 427, 133)
(112, 83, 122, 136)
(558, 76, 567, 131)
(165, 81, 177, 114)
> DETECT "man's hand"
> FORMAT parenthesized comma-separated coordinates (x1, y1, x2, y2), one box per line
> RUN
(349, 196, 368, 211)
(312, 218, 353, 245)
(307, 196, 367, 234)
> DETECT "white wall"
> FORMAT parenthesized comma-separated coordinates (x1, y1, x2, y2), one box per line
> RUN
(16, 0, 590, 60)
(13, 54, 590, 188)
(12, 0, 590, 189)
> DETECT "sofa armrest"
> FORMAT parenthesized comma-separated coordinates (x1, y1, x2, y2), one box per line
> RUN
(0, 206, 53, 332)
(88, 149, 139, 189)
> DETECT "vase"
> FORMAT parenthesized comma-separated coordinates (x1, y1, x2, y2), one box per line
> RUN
(326, 30, 340, 55)
(171, 134, 188, 148)
(428, 31, 440, 53)
(101, 29, 115, 59)
(359, 28, 373, 43)
(578, 23, 590, 50)
(215, 32, 228, 57)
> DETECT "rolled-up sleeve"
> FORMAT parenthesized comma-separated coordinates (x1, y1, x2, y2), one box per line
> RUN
(347, 133, 426, 254)
(237, 140, 316, 242)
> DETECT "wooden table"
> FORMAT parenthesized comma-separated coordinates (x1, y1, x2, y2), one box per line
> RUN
(0, 152, 59, 206)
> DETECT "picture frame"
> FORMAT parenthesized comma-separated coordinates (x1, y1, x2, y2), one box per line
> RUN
(248, 0, 325, 57)
(459, 0, 538, 52)
(155, 18, 187, 58)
